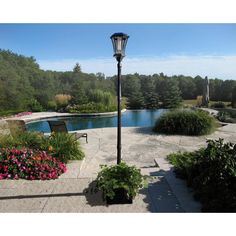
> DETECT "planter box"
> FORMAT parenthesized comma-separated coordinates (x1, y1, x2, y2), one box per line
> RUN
(106, 188, 133, 205)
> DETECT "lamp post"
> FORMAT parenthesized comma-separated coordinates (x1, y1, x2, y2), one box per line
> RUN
(110, 32, 129, 164)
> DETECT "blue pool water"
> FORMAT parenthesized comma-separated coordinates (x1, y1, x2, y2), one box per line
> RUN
(27, 109, 167, 133)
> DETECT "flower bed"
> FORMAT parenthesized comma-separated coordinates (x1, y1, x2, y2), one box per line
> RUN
(15, 111, 32, 117)
(0, 148, 66, 180)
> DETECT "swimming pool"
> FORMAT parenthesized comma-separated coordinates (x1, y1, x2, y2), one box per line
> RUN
(26, 109, 167, 132)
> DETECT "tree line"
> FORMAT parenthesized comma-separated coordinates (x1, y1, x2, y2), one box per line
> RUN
(110, 73, 236, 109)
(0, 49, 236, 114)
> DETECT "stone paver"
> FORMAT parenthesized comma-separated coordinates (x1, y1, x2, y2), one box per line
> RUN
(0, 124, 236, 212)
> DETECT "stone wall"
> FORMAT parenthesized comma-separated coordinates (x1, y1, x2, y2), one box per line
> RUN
(0, 120, 11, 136)
(0, 120, 26, 136)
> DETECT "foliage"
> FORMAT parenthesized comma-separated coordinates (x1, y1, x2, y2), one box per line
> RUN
(96, 162, 147, 200)
(153, 109, 217, 135)
(215, 108, 236, 118)
(210, 101, 226, 109)
(73, 63, 81, 73)
(216, 111, 236, 123)
(0, 148, 66, 180)
(0, 132, 43, 150)
(54, 94, 72, 109)
(27, 99, 43, 112)
(167, 139, 236, 212)
(177, 76, 197, 100)
(156, 77, 182, 108)
(88, 89, 114, 106)
(121, 74, 145, 109)
(141, 76, 159, 109)
(1, 50, 236, 116)
(41, 132, 85, 163)
(0, 135, 16, 149)
(67, 103, 117, 113)
(167, 149, 204, 180)
(47, 100, 57, 111)
(67, 89, 126, 113)
(0, 132, 85, 163)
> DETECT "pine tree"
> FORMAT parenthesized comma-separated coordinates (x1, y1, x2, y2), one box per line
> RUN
(157, 78, 182, 108)
(73, 63, 81, 73)
(141, 76, 159, 109)
(121, 75, 144, 109)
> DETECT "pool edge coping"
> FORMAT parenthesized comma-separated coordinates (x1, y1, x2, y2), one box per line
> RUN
(5, 109, 127, 124)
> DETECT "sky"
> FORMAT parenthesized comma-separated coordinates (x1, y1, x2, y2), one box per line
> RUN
(0, 23, 236, 79)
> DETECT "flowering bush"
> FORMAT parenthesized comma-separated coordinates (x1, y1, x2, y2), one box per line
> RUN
(15, 112, 32, 117)
(0, 148, 66, 180)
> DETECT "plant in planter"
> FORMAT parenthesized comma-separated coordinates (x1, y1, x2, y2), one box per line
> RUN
(96, 162, 147, 204)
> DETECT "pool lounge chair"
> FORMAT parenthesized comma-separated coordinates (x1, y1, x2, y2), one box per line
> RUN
(48, 120, 88, 143)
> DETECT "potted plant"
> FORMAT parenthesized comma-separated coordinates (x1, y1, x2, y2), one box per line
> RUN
(96, 162, 147, 204)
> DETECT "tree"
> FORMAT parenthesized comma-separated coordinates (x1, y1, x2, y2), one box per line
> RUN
(156, 77, 182, 108)
(140, 76, 159, 109)
(73, 63, 81, 73)
(209, 78, 223, 101)
(1, 48, 236, 115)
(121, 75, 144, 109)
(220, 80, 236, 102)
(177, 76, 197, 99)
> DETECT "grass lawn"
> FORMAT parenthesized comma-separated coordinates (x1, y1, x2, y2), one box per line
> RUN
(182, 100, 232, 107)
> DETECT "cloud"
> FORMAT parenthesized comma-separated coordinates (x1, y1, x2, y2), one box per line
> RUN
(38, 55, 236, 80)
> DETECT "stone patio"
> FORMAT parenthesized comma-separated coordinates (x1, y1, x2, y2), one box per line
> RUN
(0, 124, 236, 212)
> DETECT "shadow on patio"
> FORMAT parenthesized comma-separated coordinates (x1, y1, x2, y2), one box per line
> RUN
(139, 168, 185, 213)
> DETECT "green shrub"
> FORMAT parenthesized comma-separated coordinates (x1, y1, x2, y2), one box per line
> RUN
(27, 99, 43, 112)
(210, 101, 226, 109)
(96, 162, 147, 200)
(0, 132, 44, 150)
(216, 111, 236, 123)
(153, 109, 217, 135)
(167, 139, 236, 212)
(219, 108, 236, 118)
(47, 100, 57, 111)
(67, 102, 121, 113)
(0, 135, 16, 149)
(42, 132, 85, 163)
(167, 150, 203, 180)
(0, 132, 85, 163)
(88, 89, 114, 106)
(15, 131, 44, 149)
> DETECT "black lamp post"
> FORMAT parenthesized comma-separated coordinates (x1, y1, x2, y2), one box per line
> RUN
(110, 32, 129, 165)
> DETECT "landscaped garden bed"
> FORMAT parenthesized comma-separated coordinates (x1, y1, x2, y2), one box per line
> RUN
(215, 108, 236, 123)
(0, 131, 85, 180)
(0, 148, 66, 180)
(167, 139, 236, 212)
